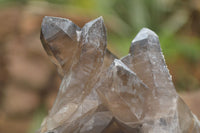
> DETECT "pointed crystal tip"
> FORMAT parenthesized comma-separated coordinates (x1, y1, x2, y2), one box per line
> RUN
(83, 16, 105, 30)
(131, 28, 158, 44)
(41, 16, 79, 40)
(42, 16, 72, 26)
(112, 59, 136, 75)
(91, 16, 104, 23)
(80, 16, 106, 49)
(129, 28, 160, 54)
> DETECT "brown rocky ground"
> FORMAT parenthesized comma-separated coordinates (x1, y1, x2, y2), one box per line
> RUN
(0, 4, 199, 133)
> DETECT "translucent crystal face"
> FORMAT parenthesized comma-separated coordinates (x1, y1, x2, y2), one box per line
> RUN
(39, 16, 200, 133)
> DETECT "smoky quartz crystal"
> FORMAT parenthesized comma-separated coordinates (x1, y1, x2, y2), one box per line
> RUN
(38, 16, 200, 133)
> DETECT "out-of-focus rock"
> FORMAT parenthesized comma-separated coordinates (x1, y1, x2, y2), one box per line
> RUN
(0, 116, 31, 133)
(0, 7, 21, 39)
(45, 92, 58, 110)
(180, 90, 200, 119)
(3, 84, 40, 115)
(5, 37, 55, 90)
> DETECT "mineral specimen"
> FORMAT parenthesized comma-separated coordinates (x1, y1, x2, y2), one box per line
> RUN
(38, 16, 200, 133)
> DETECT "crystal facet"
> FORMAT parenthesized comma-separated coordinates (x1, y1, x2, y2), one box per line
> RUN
(38, 16, 200, 133)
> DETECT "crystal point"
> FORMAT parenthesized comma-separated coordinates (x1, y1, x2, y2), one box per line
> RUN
(130, 28, 160, 55)
(131, 28, 158, 44)
(38, 16, 200, 133)
(41, 16, 80, 40)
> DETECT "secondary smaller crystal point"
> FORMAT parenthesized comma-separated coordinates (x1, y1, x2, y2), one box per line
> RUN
(131, 28, 158, 44)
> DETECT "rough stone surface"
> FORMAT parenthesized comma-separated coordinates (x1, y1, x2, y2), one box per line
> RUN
(38, 16, 200, 133)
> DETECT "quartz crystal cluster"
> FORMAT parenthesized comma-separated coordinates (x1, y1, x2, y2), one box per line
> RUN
(38, 16, 200, 133)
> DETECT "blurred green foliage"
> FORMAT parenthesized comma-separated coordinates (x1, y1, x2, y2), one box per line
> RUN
(28, 106, 47, 133)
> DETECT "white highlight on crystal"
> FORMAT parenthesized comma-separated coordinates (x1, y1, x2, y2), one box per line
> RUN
(132, 28, 158, 44)
(76, 30, 82, 42)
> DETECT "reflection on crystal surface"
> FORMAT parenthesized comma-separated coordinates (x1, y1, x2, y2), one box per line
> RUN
(38, 16, 200, 133)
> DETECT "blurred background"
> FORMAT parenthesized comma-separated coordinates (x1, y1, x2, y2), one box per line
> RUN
(0, 0, 200, 133)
